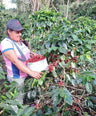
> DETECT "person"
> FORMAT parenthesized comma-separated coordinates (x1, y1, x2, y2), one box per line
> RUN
(0, 19, 43, 105)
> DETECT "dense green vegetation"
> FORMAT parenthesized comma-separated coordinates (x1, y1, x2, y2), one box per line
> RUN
(69, 0, 96, 20)
(0, 0, 96, 115)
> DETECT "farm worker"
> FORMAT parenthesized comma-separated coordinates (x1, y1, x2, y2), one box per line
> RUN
(0, 19, 43, 105)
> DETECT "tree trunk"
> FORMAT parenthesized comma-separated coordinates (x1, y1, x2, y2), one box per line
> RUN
(42, 0, 51, 8)
(0, 0, 3, 5)
(77, 0, 80, 4)
(51, 0, 58, 12)
(66, 0, 69, 19)
(63, 0, 66, 17)
(17, 0, 21, 13)
(29, 0, 42, 12)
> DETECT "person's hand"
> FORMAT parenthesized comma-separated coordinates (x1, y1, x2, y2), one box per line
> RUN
(30, 71, 43, 79)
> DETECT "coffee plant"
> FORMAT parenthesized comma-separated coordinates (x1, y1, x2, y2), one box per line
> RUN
(69, 0, 96, 20)
(0, 7, 96, 116)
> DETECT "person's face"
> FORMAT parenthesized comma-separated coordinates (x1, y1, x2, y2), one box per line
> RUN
(7, 29, 22, 42)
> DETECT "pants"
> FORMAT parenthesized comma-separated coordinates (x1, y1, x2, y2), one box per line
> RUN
(7, 76, 26, 104)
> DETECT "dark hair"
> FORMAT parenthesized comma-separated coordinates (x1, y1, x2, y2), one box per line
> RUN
(6, 29, 13, 35)
(22, 40, 29, 47)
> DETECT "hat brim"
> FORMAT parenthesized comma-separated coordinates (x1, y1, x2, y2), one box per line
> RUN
(13, 27, 25, 31)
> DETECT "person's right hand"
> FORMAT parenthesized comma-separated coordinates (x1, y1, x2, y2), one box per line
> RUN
(30, 71, 43, 79)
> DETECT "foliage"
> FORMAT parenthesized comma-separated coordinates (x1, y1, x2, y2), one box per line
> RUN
(25, 9, 96, 115)
(69, 0, 96, 20)
(28, 8, 70, 51)
(0, 5, 96, 116)
(72, 17, 96, 70)
(0, 6, 13, 40)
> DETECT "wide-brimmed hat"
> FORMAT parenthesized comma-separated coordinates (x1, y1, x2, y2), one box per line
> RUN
(6, 19, 25, 31)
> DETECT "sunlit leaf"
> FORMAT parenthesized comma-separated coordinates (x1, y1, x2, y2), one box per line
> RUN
(86, 55, 91, 60)
(85, 82, 92, 94)
(58, 47, 67, 54)
(64, 88, 73, 105)
(66, 74, 71, 80)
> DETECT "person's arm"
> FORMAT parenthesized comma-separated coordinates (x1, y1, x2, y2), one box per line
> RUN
(3, 50, 42, 79)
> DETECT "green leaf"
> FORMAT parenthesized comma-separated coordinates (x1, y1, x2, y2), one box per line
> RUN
(51, 88, 59, 96)
(32, 79, 38, 87)
(45, 41, 50, 48)
(17, 106, 35, 116)
(59, 61, 66, 68)
(45, 108, 52, 115)
(85, 44, 91, 49)
(58, 42, 67, 49)
(80, 55, 86, 61)
(90, 97, 96, 104)
(78, 39, 82, 44)
(71, 50, 74, 57)
(53, 95, 61, 107)
(0, 73, 5, 79)
(71, 79, 77, 86)
(52, 47, 58, 51)
(38, 79, 43, 86)
(65, 74, 71, 80)
(52, 70, 57, 78)
(60, 55, 66, 60)
(71, 34, 82, 44)
(72, 72, 76, 79)
(42, 72, 47, 81)
(71, 34, 78, 41)
(86, 55, 91, 60)
(64, 88, 73, 105)
(23, 107, 35, 116)
(1, 95, 7, 99)
(63, 111, 70, 116)
(59, 88, 65, 98)
(85, 82, 92, 94)
(6, 93, 12, 99)
(0, 103, 13, 111)
(5, 100, 20, 105)
(66, 61, 71, 68)
(58, 47, 67, 54)
(71, 62, 76, 68)
(87, 100, 93, 108)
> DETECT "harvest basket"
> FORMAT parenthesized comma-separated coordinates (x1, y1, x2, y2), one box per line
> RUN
(26, 54, 49, 72)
